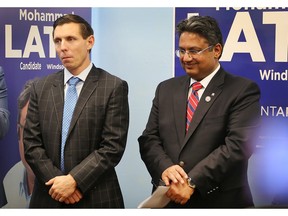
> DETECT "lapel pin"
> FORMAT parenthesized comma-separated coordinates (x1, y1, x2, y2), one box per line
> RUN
(205, 96, 211, 102)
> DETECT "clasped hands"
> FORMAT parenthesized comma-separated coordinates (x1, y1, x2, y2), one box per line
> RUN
(162, 165, 194, 205)
(45, 174, 83, 204)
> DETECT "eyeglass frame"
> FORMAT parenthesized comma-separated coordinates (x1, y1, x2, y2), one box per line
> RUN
(175, 45, 214, 58)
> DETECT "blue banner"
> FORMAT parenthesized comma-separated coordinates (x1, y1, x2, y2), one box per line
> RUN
(175, 7, 288, 207)
(175, 7, 288, 120)
(0, 7, 91, 207)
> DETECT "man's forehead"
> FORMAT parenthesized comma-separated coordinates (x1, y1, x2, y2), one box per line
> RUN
(54, 23, 81, 36)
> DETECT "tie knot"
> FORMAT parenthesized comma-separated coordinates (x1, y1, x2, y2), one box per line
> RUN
(192, 82, 202, 91)
(68, 77, 80, 86)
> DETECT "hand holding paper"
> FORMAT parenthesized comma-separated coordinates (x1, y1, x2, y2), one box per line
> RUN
(137, 186, 170, 208)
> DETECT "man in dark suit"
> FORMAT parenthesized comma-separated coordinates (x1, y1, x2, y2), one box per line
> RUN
(0, 66, 9, 140)
(24, 14, 129, 208)
(0, 66, 9, 207)
(138, 15, 260, 208)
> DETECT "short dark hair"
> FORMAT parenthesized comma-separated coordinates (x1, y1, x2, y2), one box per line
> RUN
(176, 15, 223, 49)
(53, 14, 94, 39)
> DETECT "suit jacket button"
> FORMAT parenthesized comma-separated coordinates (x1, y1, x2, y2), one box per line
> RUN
(179, 161, 185, 167)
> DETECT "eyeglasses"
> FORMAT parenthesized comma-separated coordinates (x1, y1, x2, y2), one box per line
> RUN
(175, 45, 213, 58)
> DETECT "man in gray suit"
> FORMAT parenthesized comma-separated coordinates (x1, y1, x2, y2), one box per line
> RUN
(24, 14, 129, 208)
(138, 15, 260, 208)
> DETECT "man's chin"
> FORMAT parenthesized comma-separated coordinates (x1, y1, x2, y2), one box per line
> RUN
(184, 68, 197, 75)
(185, 70, 201, 80)
(62, 63, 72, 70)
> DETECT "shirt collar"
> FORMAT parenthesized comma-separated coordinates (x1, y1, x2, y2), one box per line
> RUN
(64, 62, 93, 84)
(189, 64, 220, 88)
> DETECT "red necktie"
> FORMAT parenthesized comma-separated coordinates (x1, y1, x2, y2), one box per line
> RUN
(186, 82, 203, 132)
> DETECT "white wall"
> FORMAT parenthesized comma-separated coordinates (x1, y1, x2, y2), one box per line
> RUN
(91, 8, 174, 208)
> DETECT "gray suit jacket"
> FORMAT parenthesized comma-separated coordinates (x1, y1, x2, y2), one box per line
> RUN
(24, 65, 129, 208)
(139, 67, 260, 208)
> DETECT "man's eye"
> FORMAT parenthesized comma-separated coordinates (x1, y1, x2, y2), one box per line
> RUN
(189, 50, 198, 54)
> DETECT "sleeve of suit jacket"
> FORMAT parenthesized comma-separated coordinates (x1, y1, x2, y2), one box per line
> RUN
(0, 66, 9, 140)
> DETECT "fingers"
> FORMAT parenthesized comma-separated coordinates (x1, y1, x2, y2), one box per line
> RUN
(48, 185, 55, 197)
(63, 189, 83, 204)
(58, 195, 67, 203)
(175, 166, 188, 180)
(166, 180, 193, 205)
(166, 191, 188, 205)
(74, 189, 83, 200)
(174, 198, 188, 205)
(64, 198, 72, 204)
(162, 176, 171, 186)
(45, 177, 55, 186)
(64, 196, 76, 204)
(162, 165, 188, 185)
(46, 175, 81, 204)
(180, 199, 188, 205)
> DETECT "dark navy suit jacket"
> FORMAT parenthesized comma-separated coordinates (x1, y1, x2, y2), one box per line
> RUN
(139, 67, 260, 208)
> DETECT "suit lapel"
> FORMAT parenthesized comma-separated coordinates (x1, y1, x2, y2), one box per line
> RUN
(181, 68, 225, 148)
(68, 66, 99, 135)
(51, 72, 65, 128)
(173, 76, 190, 145)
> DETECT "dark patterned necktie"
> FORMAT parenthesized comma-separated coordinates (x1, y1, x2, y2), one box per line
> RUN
(186, 82, 203, 132)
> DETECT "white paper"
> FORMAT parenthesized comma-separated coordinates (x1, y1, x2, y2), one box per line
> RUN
(137, 186, 170, 208)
